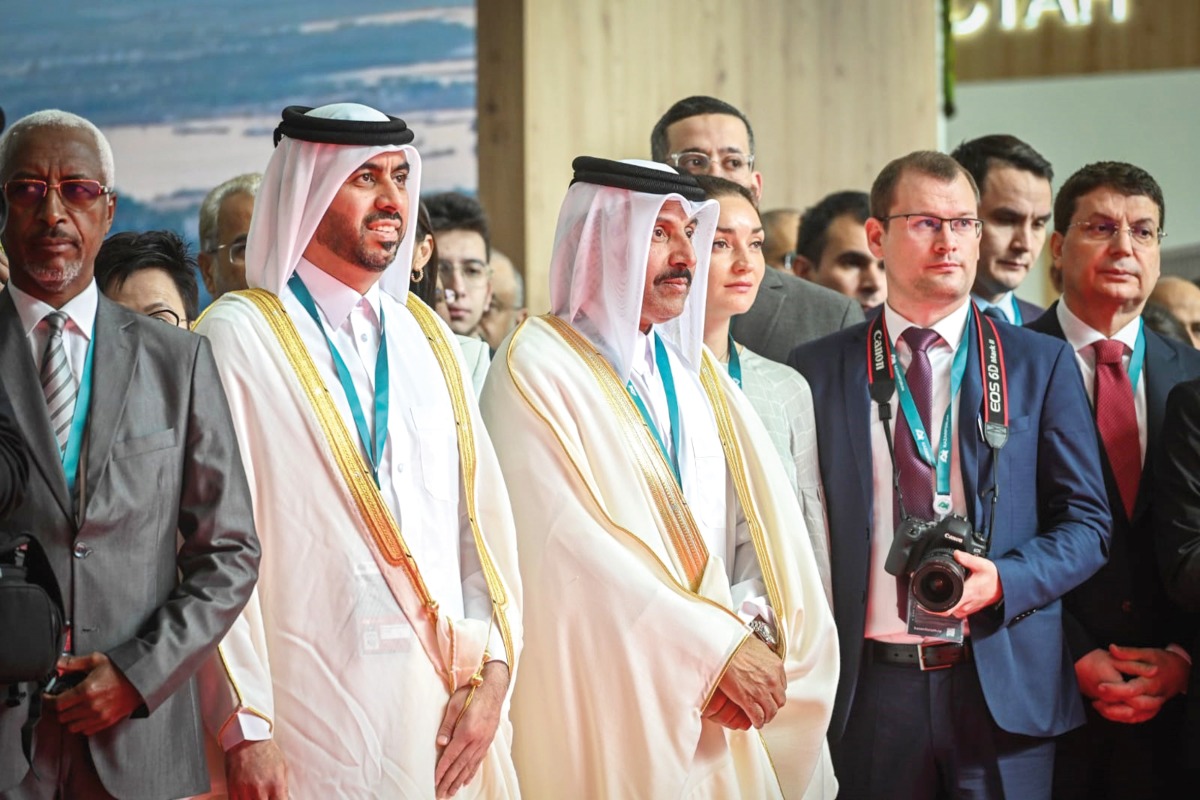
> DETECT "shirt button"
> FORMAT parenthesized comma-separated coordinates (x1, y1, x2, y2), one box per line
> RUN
(73, 542, 93, 559)
(360, 333, 368, 342)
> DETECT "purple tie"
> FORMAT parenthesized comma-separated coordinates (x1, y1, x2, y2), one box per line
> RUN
(894, 327, 941, 620)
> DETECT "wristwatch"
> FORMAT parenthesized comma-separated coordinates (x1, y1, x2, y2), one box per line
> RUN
(748, 617, 779, 653)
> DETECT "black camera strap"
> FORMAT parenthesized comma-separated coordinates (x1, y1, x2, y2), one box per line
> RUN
(866, 304, 1009, 543)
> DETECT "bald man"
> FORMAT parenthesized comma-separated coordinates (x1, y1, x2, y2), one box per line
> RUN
(1149, 277, 1200, 349)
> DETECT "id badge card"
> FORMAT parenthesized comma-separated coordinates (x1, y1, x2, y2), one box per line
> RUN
(907, 593, 965, 643)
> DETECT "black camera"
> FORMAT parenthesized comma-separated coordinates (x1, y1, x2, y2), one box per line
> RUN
(884, 514, 988, 612)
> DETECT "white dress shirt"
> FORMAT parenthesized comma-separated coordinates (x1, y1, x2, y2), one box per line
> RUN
(8, 279, 98, 380)
(866, 301, 972, 642)
(1056, 300, 1148, 464)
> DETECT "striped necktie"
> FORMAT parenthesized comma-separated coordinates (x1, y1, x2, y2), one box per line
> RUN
(40, 311, 77, 451)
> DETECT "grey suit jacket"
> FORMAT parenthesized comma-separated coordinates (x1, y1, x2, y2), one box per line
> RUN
(0, 292, 259, 800)
(730, 268, 864, 364)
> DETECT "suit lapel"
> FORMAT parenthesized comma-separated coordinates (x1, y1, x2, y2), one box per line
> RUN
(1136, 331, 1179, 521)
(958, 312, 984, 528)
(82, 297, 139, 518)
(755, 268, 787, 345)
(842, 328, 874, 509)
(0, 291, 73, 519)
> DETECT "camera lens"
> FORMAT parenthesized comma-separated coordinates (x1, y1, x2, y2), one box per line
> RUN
(911, 551, 965, 612)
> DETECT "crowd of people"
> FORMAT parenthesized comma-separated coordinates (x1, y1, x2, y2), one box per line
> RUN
(0, 91, 1198, 800)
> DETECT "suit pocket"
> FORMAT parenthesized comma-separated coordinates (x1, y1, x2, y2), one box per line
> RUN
(111, 428, 178, 460)
(414, 409, 458, 502)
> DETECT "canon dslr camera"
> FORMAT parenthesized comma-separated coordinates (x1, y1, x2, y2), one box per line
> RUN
(884, 514, 988, 612)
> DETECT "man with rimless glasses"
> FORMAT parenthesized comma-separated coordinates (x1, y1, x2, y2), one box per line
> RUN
(651, 96, 863, 364)
(198, 172, 260, 301)
(1027, 161, 1200, 800)
(0, 110, 259, 799)
(790, 150, 1109, 799)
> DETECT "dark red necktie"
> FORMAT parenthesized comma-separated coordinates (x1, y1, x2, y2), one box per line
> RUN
(894, 327, 941, 619)
(1092, 339, 1140, 518)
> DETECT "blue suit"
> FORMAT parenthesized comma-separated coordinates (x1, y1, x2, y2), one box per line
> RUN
(789, 313, 1109, 781)
(1028, 303, 1200, 799)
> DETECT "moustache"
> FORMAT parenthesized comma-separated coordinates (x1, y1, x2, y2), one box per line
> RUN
(654, 267, 693, 286)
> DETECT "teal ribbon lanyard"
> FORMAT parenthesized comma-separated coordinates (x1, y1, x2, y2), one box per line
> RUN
(726, 332, 743, 388)
(1127, 318, 1146, 390)
(892, 315, 971, 516)
(1009, 296, 1023, 326)
(288, 273, 389, 487)
(61, 333, 96, 498)
(626, 333, 683, 486)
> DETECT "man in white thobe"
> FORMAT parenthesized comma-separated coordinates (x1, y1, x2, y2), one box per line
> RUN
(480, 157, 838, 799)
(192, 104, 522, 800)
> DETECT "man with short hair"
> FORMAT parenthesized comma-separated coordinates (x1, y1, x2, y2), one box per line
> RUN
(651, 96, 862, 364)
(426, 191, 493, 339)
(1149, 275, 1200, 348)
(790, 150, 1110, 800)
(951, 134, 1053, 325)
(761, 207, 800, 271)
(1027, 161, 1200, 800)
(194, 103, 521, 799)
(197, 172, 260, 300)
(0, 109, 259, 799)
(793, 190, 886, 313)
(477, 248, 526, 352)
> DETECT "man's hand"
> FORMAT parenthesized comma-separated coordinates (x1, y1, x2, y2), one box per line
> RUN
(714, 635, 786, 729)
(226, 739, 289, 800)
(434, 660, 509, 799)
(703, 689, 753, 730)
(940, 552, 1003, 619)
(44, 652, 142, 736)
(1088, 645, 1190, 724)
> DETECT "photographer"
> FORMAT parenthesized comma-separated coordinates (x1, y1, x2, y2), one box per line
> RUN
(790, 150, 1110, 800)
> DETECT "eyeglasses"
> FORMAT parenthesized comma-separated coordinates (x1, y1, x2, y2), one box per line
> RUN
(434, 287, 458, 304)
(667, 151, 755, 175)
(211, 239, 247, 264)
(437, 260, 490, 286)
(883, 214, 982, 239)
(148, 308, 184, 327)
(1068, 220, 1165, 247)
(3, 179, 113, 208)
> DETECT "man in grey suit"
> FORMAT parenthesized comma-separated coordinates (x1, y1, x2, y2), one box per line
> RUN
(0, 110, 259, 799)
(651, 95, 863, 364)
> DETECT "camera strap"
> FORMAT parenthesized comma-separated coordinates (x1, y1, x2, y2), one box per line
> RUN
(868, 304, 1010, 527)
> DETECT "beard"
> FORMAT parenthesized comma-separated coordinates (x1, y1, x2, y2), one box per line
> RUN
(313, 208, 404, 273)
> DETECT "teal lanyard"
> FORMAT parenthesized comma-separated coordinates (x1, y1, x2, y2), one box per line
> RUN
(892, 316, 970, 515)
(726, 332, 743, 388)
(627, 333, 683, 486)
(289, 273, 389, 487)
(61, 332, 96, 498)
(1009, 297, 1023, 326)
(1127, 319, 1146, 391)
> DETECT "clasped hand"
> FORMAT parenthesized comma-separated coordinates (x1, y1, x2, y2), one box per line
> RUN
(43, 652, 142, 737)
(434, 660, 509, 798)
(704, 635, 786, 731)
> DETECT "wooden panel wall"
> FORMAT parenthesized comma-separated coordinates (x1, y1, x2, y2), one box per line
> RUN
(478, 0, 939, 313)
(954, 0, 1200, 82)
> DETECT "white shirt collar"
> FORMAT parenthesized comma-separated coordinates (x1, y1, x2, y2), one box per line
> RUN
(883, 298, 972, 353)
(7, 279, 98, 340)
(1057, 298, 1141, 354)
(293, 257, 382, 331)
(632, 327, 658, 378)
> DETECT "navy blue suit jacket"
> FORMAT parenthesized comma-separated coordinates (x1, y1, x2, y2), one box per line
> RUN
(789, 311, 1111, 740)
(1027, 304, 1200, 658)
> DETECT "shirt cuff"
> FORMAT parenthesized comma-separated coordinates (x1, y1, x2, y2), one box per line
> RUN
(220, 710, 273, 751)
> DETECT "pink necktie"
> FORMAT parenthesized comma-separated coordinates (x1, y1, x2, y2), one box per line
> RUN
(1092, 339, 1140, 518)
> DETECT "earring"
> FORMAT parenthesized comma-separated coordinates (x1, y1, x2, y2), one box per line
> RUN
(411, 266, 425, 283)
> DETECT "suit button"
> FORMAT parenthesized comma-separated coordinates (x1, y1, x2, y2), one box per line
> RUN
(1121, 600, 1133, 613)
(73, 542, 93, 559)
